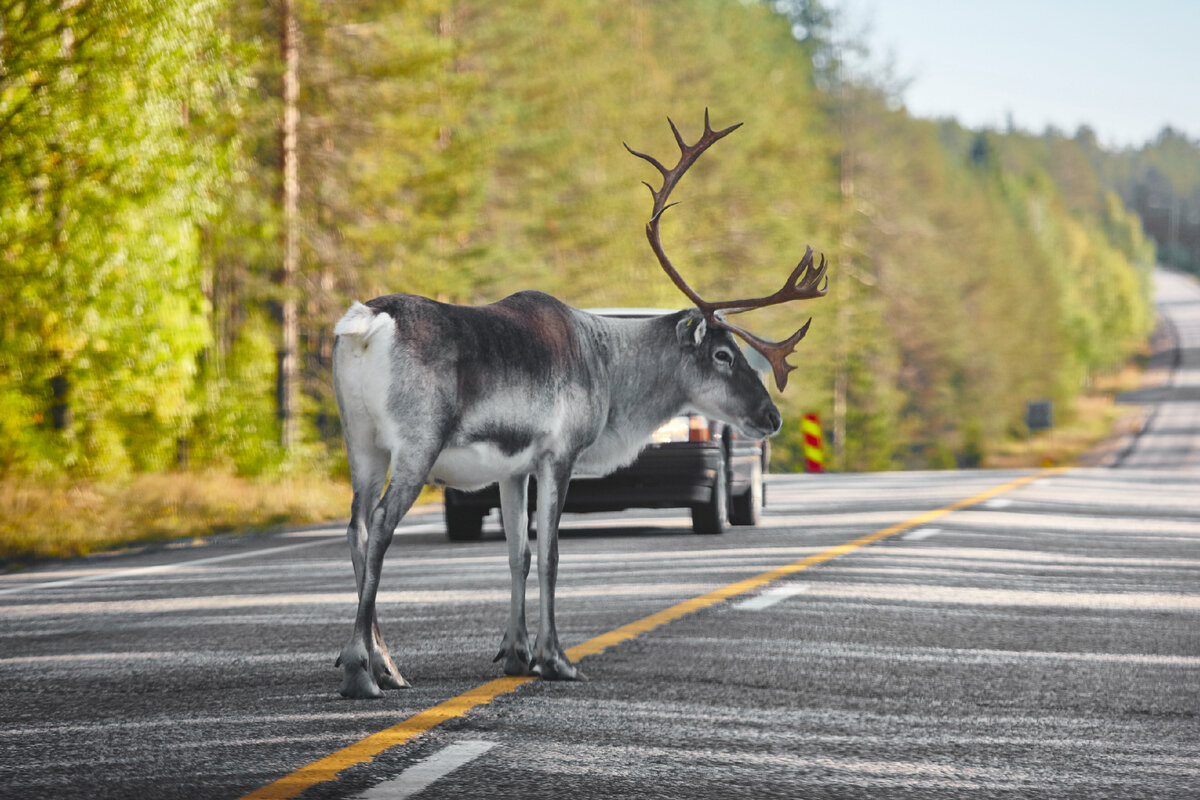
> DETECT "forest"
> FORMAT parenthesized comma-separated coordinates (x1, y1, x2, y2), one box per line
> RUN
(1, 0, 1194, 559)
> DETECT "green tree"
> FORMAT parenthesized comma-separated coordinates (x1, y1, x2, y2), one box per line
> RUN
(0, 0, 1162, 482)
(0, 0, 242, 476)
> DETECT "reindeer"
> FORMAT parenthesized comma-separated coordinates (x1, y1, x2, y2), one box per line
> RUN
(331, 111, 828, 698)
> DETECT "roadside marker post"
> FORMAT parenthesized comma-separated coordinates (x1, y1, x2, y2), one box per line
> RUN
(801, 413, 826, 473)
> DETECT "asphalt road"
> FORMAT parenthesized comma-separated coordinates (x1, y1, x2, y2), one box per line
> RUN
(1110, 269, 1200, 469)
(1, 272, 1197, 800)
(2, 468, 1198, 800)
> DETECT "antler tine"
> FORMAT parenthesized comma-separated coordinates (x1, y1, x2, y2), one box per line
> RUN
(667, 116, 688, 152)
(622, 144, 670, 183)
(794, 250, 830, 295)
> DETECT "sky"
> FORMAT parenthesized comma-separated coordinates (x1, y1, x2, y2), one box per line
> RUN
(832, 0, 1199, 149)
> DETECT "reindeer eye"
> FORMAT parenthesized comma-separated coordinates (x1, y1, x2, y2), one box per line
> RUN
(714, 349, 734, 366)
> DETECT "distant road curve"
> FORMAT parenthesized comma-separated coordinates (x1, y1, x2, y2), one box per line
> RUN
(1110, 269, 1200, 470)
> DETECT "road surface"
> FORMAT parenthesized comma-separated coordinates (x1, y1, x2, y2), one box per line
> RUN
(1108, 269, 1200, 469)
(1, 270, 1197, 800)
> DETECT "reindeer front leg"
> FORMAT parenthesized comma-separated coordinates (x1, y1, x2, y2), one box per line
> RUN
(531, 459, 583, 681)
(494, 475, 533, 675)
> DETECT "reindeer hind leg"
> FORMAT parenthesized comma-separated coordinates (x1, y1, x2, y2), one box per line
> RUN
(338, 450, 429, 698)
(336, 432, 409, 689)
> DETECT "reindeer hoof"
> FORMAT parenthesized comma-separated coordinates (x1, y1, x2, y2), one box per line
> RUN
(375, 668, 411, 690)
(494, 650, 534, 677)
(338, 645, 384, 699)
(493, 633, 533, 676)
(371, 649, 411, 690)
(339, 668, 383, 699)
(531, 654, 585, 681)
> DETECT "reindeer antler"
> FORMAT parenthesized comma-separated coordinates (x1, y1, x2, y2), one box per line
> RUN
(625, 110, 829, 391)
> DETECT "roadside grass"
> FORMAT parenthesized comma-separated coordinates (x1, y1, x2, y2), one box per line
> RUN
(984, 362, 1148, 469)
(0, 471, 352, 569)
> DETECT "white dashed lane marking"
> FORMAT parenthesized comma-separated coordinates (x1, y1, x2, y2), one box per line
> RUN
(902, 527, 942, 541)
(732, 583, 812, 611)
(354, 740, 496, 800)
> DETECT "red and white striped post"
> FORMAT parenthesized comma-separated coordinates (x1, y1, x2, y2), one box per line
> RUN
(802, 413, 826, 473)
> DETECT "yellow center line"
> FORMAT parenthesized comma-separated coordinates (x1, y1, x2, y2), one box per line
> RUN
(241, 467, 1064, 799)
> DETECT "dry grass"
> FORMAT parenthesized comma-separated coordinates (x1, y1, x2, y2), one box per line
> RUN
(984, 363, 1148, 469)
(0, 471, 354, 568)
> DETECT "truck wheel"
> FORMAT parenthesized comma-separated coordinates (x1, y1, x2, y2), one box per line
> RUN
(730, 460, 762, 526)
(444, 493, 485, 541)
(692, 459, 728, 535)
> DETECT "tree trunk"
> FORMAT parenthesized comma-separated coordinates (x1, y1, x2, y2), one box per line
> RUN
(279, 0, 300, 451)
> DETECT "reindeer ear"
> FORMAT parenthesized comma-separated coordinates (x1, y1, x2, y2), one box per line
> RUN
(676, 311, 707, 347)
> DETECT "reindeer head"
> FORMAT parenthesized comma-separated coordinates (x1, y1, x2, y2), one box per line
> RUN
(670, 307, 783, 439)
(626, 110, 829, 395)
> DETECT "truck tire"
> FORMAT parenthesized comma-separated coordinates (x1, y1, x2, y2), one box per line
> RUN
(444, 493, 485, 541)
(730, 459, 762, 526)
(692, 459, 728, 535)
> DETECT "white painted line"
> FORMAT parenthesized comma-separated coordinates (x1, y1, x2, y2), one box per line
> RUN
(356, 739, 496, 799)
(787, 581, 1200, 611)
(282, 522, 445, 538)
(902, 527, 942, 541)
(983, 498, 1014, 509)
(0, 536, 340, 597)
(732, 583, 811, 611)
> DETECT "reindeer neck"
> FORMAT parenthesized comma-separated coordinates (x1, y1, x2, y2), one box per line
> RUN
(587, 312, 691, 437)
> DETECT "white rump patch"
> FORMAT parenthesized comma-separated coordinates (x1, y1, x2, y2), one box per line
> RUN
(334, 302, 391, 341)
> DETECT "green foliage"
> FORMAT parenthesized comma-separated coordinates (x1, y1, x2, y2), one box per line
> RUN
(463, 0, 836, 310)
(298, 0, 487, 305)
(1081, 126, 1200, 275)
(0, 0, 1162, 481)
(192, 311, 284, 475)
(1, 0, 240, 476)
